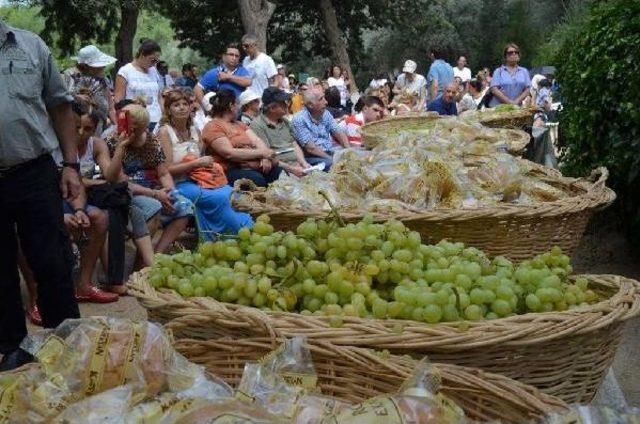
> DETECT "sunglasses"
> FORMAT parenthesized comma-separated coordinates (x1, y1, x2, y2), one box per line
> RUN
(506, 50, 520, 55)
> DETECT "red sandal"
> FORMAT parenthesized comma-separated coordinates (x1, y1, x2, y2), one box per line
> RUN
(75, 286, 119, 303)
(26, 304, 42, 326)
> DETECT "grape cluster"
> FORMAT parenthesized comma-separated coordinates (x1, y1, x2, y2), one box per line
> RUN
(147, 215, 598, 324)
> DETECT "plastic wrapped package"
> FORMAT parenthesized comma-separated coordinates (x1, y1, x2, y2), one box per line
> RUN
(21, 317, 173, 400)
(543, 405, 640, 424)
(52, 385, 132, 424)
(259, 336, 317, 390)
(236, 362, 302, 418)
(321, 360, 467, 424)
(7, 317, 233, 423)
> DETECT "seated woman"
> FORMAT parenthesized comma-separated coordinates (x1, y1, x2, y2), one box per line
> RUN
(202, 89, 281, 187)
(103, 104, 193, 256)
(157, 89, 253, 240)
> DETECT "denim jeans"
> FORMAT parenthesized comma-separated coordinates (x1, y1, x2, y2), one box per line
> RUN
(0, 155, 79, 353)
(305, 155, 333, 171)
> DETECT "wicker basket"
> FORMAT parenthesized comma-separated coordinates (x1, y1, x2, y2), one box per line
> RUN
(166, 332, 566, 423)
(360, 114, 531, 154)
(360, 113, 443, 149)
(468, 108, 536, 129)
(128, 273, 640, 403)
(232, 166, 615, 261)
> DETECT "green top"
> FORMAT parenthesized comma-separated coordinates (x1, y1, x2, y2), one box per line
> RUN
(0, 19, 74, 167)
(250, 113, 299, 165)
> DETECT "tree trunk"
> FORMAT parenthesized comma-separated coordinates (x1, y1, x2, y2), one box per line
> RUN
(237, 0, 277, 52)
(318, 0, 359, 93)
(114, 2, 140, 74)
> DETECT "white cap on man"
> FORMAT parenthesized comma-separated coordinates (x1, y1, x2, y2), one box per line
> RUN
(73, 45, 116, 68)
(276, 64, 284, 70)
(402, 60, 417, 74)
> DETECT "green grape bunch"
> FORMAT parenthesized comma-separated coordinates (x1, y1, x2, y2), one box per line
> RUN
(147, 215, 598, 325)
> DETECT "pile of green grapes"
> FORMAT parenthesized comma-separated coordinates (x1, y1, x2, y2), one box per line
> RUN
(147, 215, 598, 324)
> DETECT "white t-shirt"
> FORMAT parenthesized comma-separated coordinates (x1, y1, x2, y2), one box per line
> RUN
(117, 63, 162, 123)
(453, 66, 472, 82)
(243, 52, 278, 96)
(327, 76, 348, 106)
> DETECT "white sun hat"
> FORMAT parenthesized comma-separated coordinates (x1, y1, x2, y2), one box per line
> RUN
(73, 45, 116, 68)
(402, 59, 417, 74)
(238, 89, 261, 107)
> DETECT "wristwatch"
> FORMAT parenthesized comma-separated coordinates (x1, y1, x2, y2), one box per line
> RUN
(62, 161, 81, 172)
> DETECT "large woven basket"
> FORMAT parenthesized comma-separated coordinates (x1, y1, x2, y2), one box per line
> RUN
(128, 273, 640, 403)
(465, 108, 536, 129)
(360, 113, 443, 149)
(166, 331, 566, 423)
(232, 166, 615, 261)
(360, 114, 530, 154)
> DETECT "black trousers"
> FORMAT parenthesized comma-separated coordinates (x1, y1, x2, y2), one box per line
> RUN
(0, 155, 80, 354)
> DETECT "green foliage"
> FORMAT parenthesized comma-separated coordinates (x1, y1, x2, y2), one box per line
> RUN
(1, 5, 206, 71)
(357, 0, 579, 87)
(556, 0, 640, 238)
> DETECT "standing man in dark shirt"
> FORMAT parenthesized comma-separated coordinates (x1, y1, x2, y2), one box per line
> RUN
(427, 82, 459, 116)
(175, 63, 198, 89)
(0, 18, 82, 370)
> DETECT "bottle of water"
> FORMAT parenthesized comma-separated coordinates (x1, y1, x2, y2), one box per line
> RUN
(169, 189, 194, 216)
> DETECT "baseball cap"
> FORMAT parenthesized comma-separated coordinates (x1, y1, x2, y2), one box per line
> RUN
(276, 64, 284, 70)
(238, 89, 261, 107)
(73, 45, 116, 68)
(262, 86, 291, 106)
(402, 59, 417, 74)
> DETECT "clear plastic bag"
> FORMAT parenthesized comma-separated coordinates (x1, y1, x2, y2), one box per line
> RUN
(543, 405, 640, 424)
(259, 336, 317, 391)
(321, 359, 467, 424)
(10, 317, 232, 423)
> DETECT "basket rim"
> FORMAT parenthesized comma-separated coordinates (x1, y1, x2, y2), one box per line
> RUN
(232, 166, 616, 222)
(169, 335, 568, 419)
(128, 272, 640, 351)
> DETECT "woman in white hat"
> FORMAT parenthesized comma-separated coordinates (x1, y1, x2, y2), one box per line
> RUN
(63, 45, 117, 134)
(238, 89, 261, 125)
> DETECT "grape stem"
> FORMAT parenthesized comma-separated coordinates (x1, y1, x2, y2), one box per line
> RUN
(173, 258, 204, 273)
(318, 190, 345, 227)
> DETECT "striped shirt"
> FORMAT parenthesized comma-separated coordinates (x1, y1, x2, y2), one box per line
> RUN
(339, 112, 365, 146)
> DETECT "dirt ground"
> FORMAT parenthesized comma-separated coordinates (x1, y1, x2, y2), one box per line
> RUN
(22, 210, 640, 406)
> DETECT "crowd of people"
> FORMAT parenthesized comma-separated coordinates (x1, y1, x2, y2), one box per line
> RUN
(0, 14, 557, 371)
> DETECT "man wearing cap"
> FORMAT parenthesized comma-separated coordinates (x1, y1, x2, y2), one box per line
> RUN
(250, 87, 311, 177)
(393, 60, 427, 111)
(0, 18, 82, 370)
(195, 43, 252, 107)
(238, 89, 262, 125)
(63, 44, 117, 133)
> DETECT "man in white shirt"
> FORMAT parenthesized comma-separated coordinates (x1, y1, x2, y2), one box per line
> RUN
(453, 56, 472, 83)
(241, 34, 280, 96)
(393, 59, 427, 111)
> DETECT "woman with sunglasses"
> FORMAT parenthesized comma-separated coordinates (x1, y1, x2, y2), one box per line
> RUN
(114, 39, 164, 131)
(488, 43, 532, 108)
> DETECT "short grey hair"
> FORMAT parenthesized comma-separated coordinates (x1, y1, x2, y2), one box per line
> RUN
(303, 88, 322, 106)
(241, 34, 258, 46)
